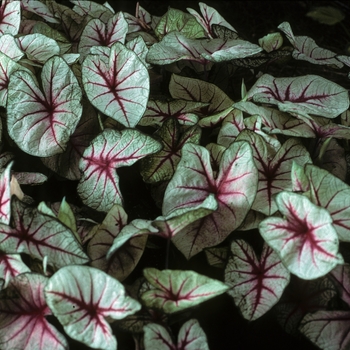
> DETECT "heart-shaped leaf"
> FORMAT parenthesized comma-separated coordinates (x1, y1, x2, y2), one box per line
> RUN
(77, 128, 161, 212)
(79, 12, 128, 62)
(45, 265, 141, 350)
(82, 41, 150, 128)
(259, 191, 343, 279)
(0, 198, 89, 267)
(0, 0, 20, 36)
(225, 239, 290, 320)
(245, 74, 349, 119)
(0, 273, 67, 350)
(141, 268, 229, 313)
(70, 0, 114, 22)
(7, 56, 82, 157)
(163, 141, 257, 258)
(144, 319, 209, 350)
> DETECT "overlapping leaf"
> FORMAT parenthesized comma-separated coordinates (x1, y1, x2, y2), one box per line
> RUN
(141, 268, 229, 313)
(236, 130, 311, 215)
(0, 273, 67, 350)
(225, 240, 290, 320)
(140, 118, 201, 183)
(259, 191, 343, 279)
(82, 41, 150, 128)
(77, 128, 161, 212)
(70, 0, 114, 22)
(144, 319, 209, 350)
(147, 31, 262, 66)
(278, 21, 343, 67)
(245, 74, 349, 119)
(21, 0, 59, 23)
(0, 198, 89, 267)
(163, 141, 257, 258)
(303, 164, 350, 241)
(79, 12, 128, 62)
(0, 162, 13, 225)
(7, 56, 82, 157)
(187, 2, 237, 38)
(0, 253, 30, 289)
(45, 265, 141, 350)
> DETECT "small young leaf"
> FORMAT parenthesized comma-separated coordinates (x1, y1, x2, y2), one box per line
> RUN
(306, 6, 345, 25)
(141, 268, 229, 313)
(45, 265, 141, 350)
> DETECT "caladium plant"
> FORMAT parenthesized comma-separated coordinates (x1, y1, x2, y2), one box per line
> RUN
(0, 1, 349, 349)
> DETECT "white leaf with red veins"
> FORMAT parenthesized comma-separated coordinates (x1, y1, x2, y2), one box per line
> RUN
(142, 268, 228, 314)
(78, 128, 161, 212)
(20, 0, 59, 23)
(70, 0, 114, 21)
(163, 141, 258, 258)
(187, 2, 237, 38)
(17, 33, 60, 63)
(259, 191, 343, 279)
(0, 161, 13, 225)
(225, 240, 290, 320)
(300, 311, 350, 350)
(79, 12, 128, 62)
(0, 34, 23, 61)
(7, 56, 82, 157)
(0, 51, 25, 107)
(82, 41, 150, 128)
(0, 198, 89, 267)
(45, 265, 141, 350)
(245, 74, 349, 119)
(0, 1, 20, 36)
(236, 130, 311, 216)
(144, 319, 209, 350)
(147, 32, 262, 65)
(304, 164, 350, 242)
(0, 253, 30, 288)
(0, 273, 68, 350)
(329, 264, 350, 306)
(278, 21, 343, 68)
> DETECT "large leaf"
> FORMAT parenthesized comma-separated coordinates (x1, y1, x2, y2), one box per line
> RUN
(77, 128, 161, 212)
(0, 198, 89, 267)
(146, 31, 262, 66)
(70, 0, 114, 22)
(163, 141, 258, 258)
(278, 21, 343, 68)
(141, 268, 229, 313)
(7, 56, 82, 157)
(20, 0, 59, 23)
(82, 41, 150, 128)
(245, 74, 349, 119)
(225, 240, 290, 320)
(45, 265, 141, 350)
(144, 319, 209, 350)
(0, 273, 67, 350)
(79, 12, 128, 62)
(259, 191, 343, 279)
(0, 0, 20, 36)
